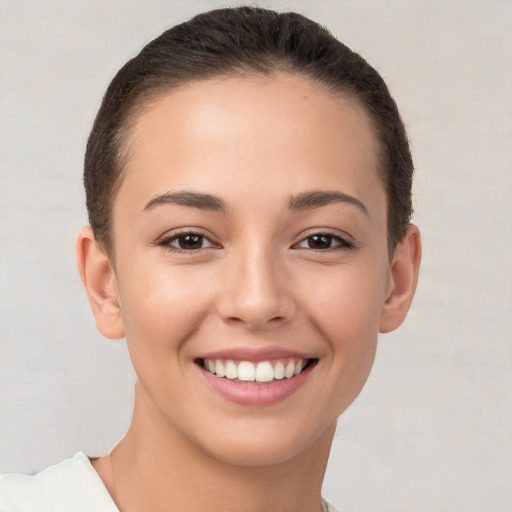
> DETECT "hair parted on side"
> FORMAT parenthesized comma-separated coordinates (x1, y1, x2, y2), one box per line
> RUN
(84, 6, 413, 256)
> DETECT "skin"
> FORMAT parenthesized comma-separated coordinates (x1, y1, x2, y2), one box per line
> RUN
(77, 73, 421, 512)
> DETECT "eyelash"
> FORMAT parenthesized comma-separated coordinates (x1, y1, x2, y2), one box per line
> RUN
(158, 231, 218, 252)
(293, 231, 354, 251)
(158, 230, 354, 253)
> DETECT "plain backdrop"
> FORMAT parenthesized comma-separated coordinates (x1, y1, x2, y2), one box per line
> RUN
(1, 1, 511, 511)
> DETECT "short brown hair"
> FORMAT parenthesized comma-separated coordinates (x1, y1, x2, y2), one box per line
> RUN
(84, 6, 413, 256)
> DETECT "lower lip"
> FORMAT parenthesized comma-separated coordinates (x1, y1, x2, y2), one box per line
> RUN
(198, 362, 316, 406)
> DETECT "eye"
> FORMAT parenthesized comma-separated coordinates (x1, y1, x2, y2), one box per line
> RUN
(295, 233, 353, 250)
(160, 232, 217, 251)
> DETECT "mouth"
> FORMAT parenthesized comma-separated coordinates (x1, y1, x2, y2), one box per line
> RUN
(195, 357, 318, 385)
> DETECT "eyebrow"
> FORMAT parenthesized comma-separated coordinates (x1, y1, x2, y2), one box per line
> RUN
(144, 191, 227, 213)
(288, 190, 369, 215)
(143, 189, 368, 216)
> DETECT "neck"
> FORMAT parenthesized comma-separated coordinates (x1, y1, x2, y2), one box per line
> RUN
(102, 381, 335, 512)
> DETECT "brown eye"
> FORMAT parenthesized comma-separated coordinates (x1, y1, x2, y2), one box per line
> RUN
(307, 234, 333, 249)
(177, 234, 204, 250)
(160, 232, 216, 251)
(295, 233, 353, 250)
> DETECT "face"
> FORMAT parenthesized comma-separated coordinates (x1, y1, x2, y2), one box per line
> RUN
(108, 74, 392, 466)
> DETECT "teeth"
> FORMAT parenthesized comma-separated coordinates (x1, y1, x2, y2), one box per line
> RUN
(215, 360, 226, 378)
(255, 361, 273, 382)
(284, 362, 295, 378)
(238, 361, 256, 381)
(274, 362, 285, 380)
(225, 360, 237, 380)
(203, 358, 309, 383)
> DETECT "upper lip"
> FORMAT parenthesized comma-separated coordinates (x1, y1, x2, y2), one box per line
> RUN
(197, 346, 315, 362)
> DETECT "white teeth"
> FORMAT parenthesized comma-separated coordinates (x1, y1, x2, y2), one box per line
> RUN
(284, 362, 295, 378)
(237, 361, 256, 381)
(215, 360, 226, 378)
(256, 361, 274, 382)
(225, 360, 238, 380)
(273, 362, 285, 380)
(203, 358, 309, 382)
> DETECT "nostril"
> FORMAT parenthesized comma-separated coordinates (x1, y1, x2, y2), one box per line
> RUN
(224, 314, 288, 329)
(225, 316, 247, 324)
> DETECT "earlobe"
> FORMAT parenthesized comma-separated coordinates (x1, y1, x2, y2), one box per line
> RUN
(76, 227, 125, 340)
(379, 224, 422, 333)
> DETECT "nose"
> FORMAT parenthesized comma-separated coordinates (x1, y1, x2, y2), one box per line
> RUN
(217, 246, 295, 329)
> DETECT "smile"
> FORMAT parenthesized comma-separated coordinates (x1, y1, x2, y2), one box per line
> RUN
(201, 358, 313, 384)
(196, 349, 318, 406)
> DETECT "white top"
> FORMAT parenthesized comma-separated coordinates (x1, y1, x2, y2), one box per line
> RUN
(0, 453, 117, 512)
(0, 452, 341, 511)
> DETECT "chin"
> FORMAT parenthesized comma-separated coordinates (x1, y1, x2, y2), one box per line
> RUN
(193, 417, 337, 468)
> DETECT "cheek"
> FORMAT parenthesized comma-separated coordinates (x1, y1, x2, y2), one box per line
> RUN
(303, 260, 386, 325)
(117, 262, 215, 361)
(298, 260, 386, 367)
(304, 266, 384, 413)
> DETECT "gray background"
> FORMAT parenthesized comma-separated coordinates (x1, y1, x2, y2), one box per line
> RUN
(1, 1, 511, 511)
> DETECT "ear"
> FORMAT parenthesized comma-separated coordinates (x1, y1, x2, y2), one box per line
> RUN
(379, 224, 422, 333)
(76, 226, 125, 339)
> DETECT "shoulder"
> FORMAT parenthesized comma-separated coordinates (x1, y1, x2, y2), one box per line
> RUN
(0, 453, 118, 512)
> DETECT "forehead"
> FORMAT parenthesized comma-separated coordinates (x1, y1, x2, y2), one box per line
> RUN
(117, 73, 383, 212)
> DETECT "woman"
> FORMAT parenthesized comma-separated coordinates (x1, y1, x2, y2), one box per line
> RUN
(0, 6, 421, 512)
